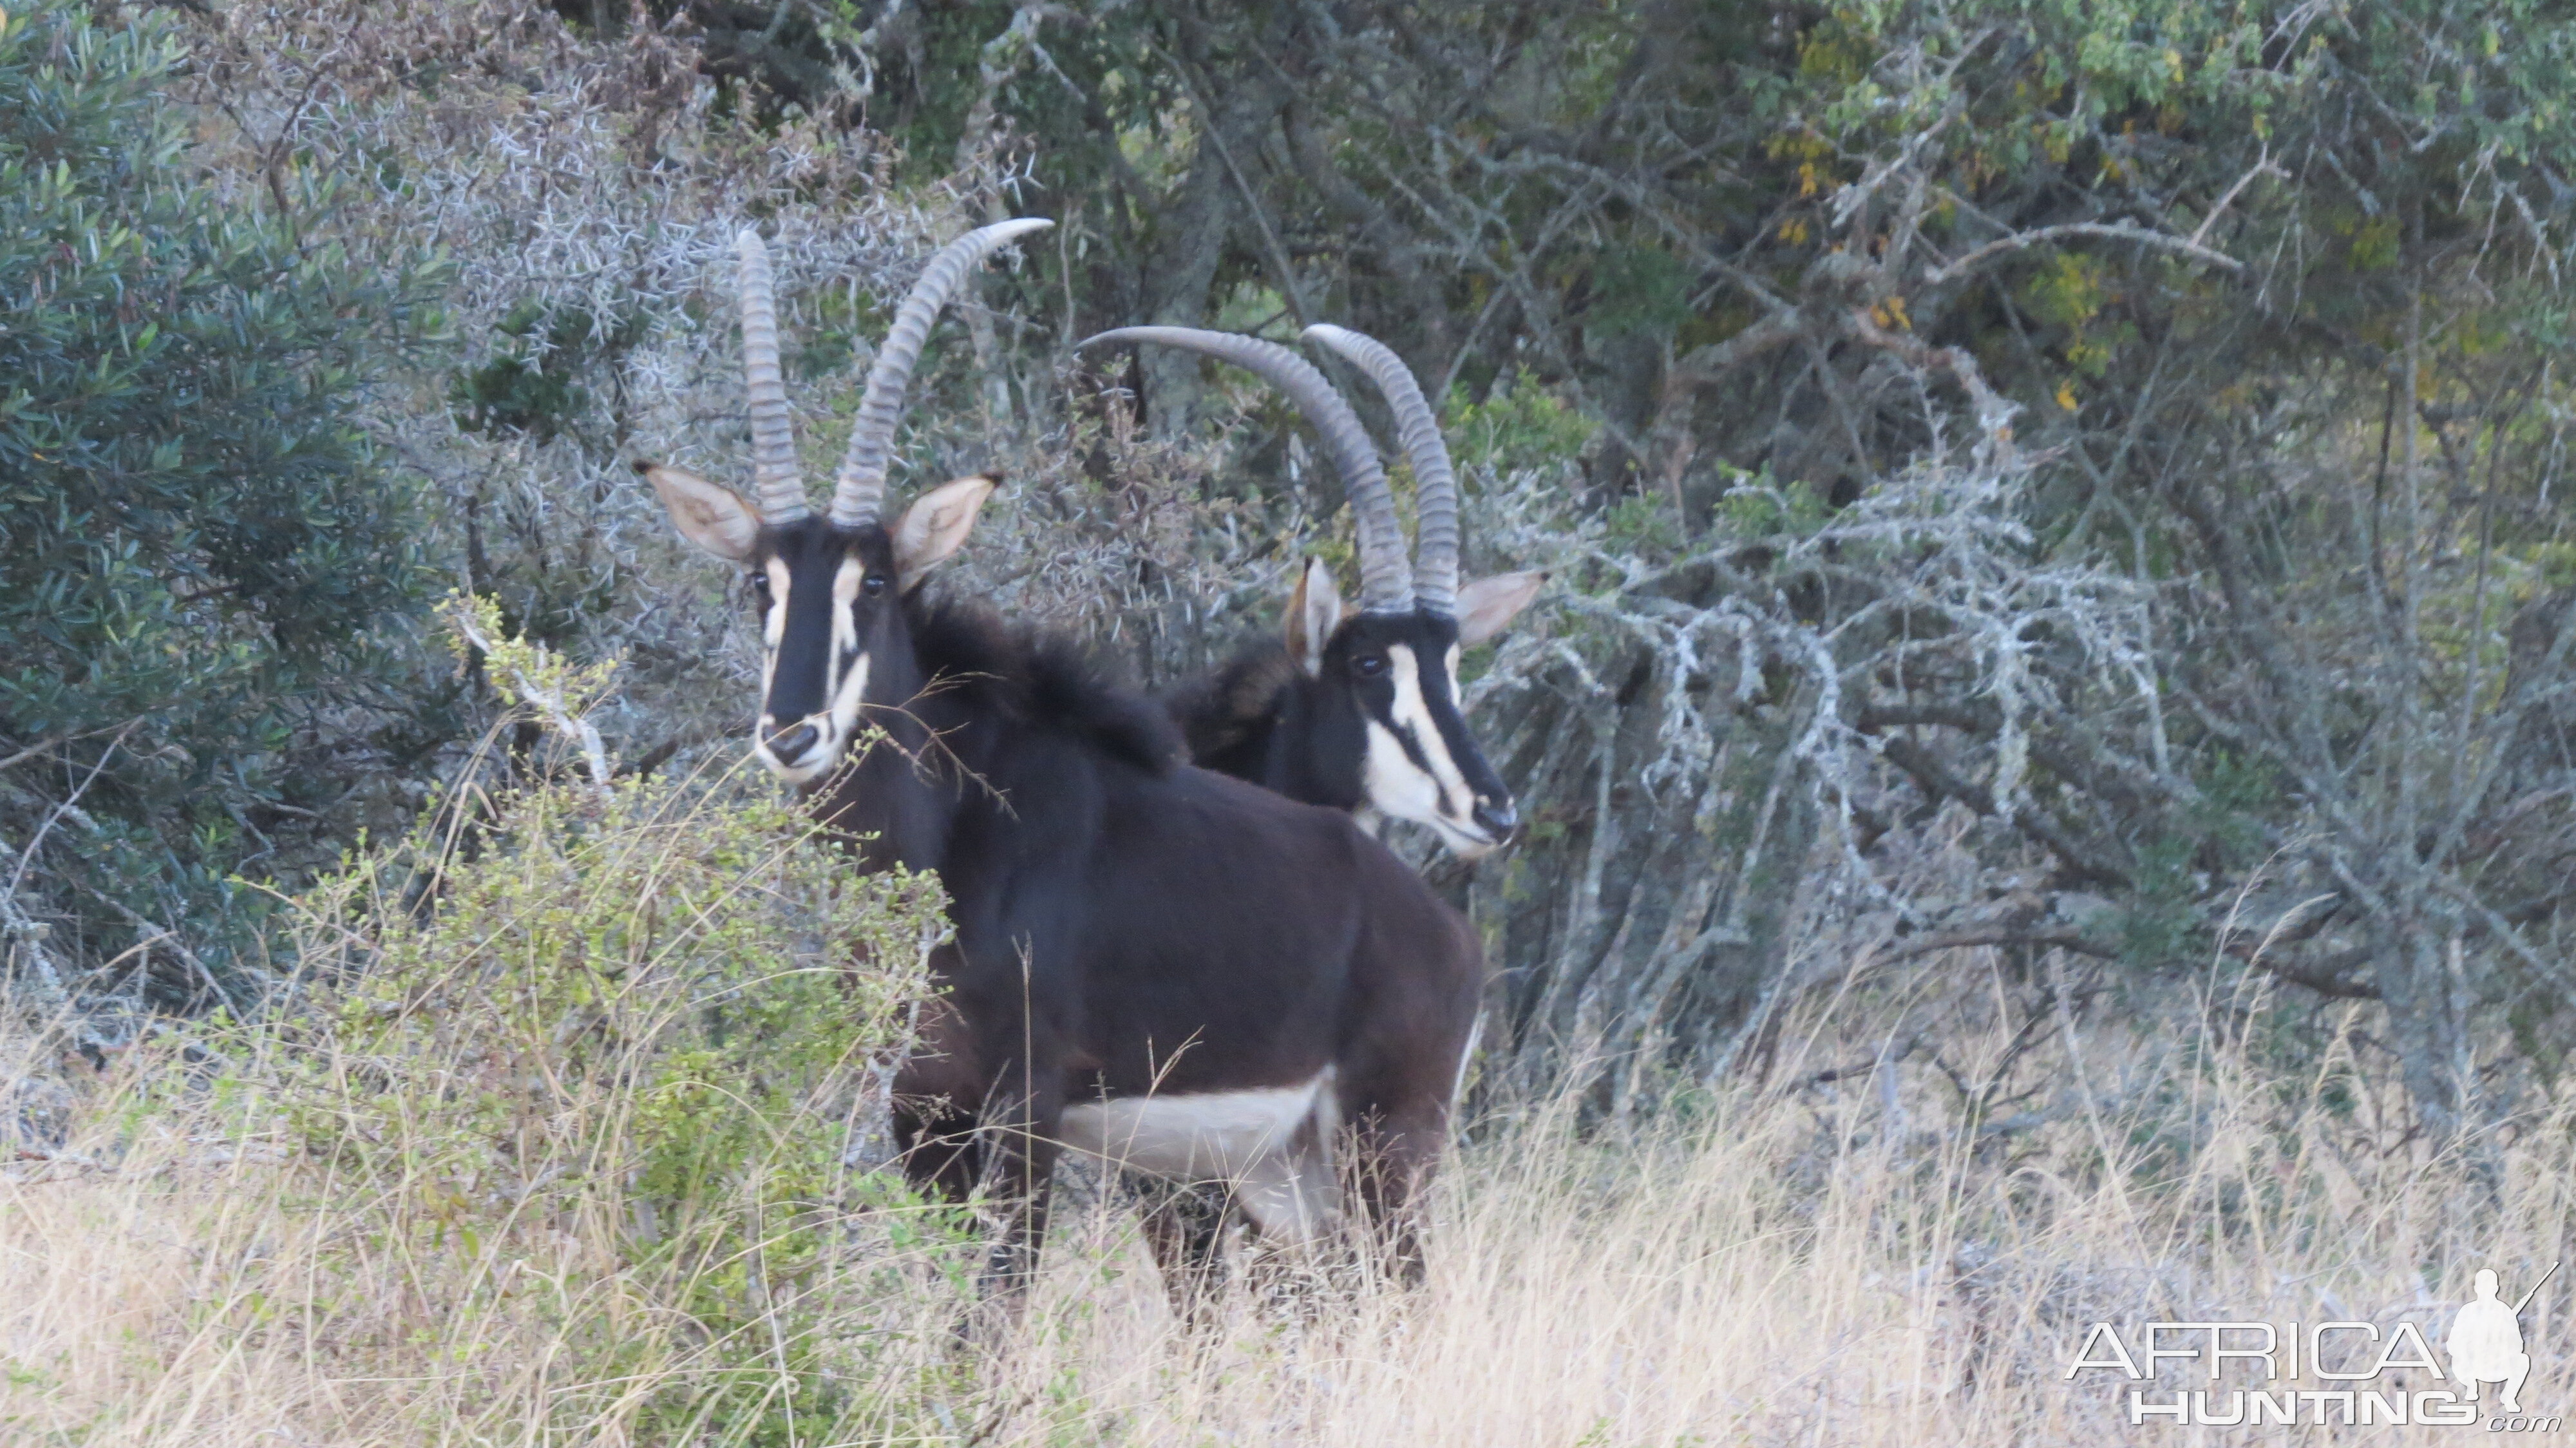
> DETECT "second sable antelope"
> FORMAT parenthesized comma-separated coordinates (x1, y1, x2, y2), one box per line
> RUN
(639, 223, 1483, 1306)
(1079, 326, 1542, 858)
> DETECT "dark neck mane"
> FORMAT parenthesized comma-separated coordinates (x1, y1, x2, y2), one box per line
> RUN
(810, 593, 1182, 870)
(1165, 639, 1300, 779)
(904, 593, 1182, 774)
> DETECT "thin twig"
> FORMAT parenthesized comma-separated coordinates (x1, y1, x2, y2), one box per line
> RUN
(1926, 221, 2246, 285)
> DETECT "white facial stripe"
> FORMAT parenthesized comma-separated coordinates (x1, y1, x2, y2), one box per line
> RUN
(1381, 642, 1468, 808)
(758, 558, 790, 712)
(824, 555, 864, 710)
(1365, 716, 1455, 837)
(762, 559, 791, 647)
(824, 560, 873, 761)
(829, 652, 870, 741)
(1361, 642, 1495, 853)
(830, 558, 863, 648)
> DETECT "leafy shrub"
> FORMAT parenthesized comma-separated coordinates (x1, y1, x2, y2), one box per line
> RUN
(0, 0, 446, 996)
(176, 583, 959, 1438)
(193, 758, 960, 1443)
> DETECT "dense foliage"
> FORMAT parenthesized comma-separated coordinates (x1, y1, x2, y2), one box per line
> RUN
(0, 0, 445, 1000)
(515, 0, 2576, 1141)
(204, 731, 952, 1443)
(8, 0, 2576, 1149)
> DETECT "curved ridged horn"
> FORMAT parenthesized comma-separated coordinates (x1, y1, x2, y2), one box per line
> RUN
(1075, 326, 1415, 613)
(829, 218, 1055, 528)
(736, 229, 808, 523)
(1303, 325, 1458, 615)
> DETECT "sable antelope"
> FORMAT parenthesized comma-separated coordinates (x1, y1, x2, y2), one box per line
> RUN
(638, 223, 1483, 1308)
(1077, 327, 1543, 859)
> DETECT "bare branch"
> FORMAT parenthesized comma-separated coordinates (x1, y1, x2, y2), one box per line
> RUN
(1926, 222, 2248, 286)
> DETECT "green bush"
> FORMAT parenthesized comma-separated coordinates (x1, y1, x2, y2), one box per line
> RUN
(0, 0, 446, 995)
(205, 763, 958, 1443)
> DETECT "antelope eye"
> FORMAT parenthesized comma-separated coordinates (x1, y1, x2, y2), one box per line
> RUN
(1352, 654, 1387, 678)
(862, 575, 889, 597)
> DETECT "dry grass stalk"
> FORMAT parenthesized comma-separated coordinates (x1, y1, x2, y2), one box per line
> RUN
(7, 937, 2568, 1445)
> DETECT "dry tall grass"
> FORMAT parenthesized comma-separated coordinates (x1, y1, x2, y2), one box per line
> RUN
(7, 942, 2570, 1446)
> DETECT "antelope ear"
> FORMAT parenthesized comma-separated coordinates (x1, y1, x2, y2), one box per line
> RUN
(1455, 570, 1546, 647)
(893, 475, 996, 590)
(641, 461, 759, 562)
(1285, 557, 1344, 678)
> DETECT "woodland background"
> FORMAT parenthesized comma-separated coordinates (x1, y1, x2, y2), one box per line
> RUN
(14, 2, 2576, 1442)
(9, 0, 2576, 1161)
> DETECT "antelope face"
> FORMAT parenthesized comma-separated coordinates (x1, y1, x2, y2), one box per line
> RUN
(1289, 560, 1542, 859)
(1335, 613, 1511, 856)
(1079, 323, 1548, 861)
(743, 519, 898, 785)
(643, 462, 993, 787)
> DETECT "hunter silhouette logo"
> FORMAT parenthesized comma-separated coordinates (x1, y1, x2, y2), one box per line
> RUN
(2065, 1262, 2561, 1429)
(2452, 1264, 2556, 1416)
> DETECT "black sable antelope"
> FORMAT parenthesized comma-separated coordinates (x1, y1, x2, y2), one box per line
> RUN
(637, 222, 1482, 1306)
(1077, 327, 1543, 859)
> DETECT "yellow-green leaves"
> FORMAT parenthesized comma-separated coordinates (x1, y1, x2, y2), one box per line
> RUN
(225, 765, 950, 1442)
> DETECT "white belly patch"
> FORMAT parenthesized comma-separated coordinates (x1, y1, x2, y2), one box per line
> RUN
(1056, 1074, 1340, 1241)
(1057, 1076, 1325, 1181)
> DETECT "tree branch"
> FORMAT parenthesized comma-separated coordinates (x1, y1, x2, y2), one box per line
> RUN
(1875, 735, 2133, 890)
(1926, 221, 2247, 286)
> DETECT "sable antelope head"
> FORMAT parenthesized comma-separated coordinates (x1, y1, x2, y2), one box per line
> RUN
(1077, 326, 1542, 857)
(638, 220, 1049, 787)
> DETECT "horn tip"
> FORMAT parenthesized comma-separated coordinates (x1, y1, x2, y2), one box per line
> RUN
(1074, 325, 1180, 348)
(974, 217, 1055, 249)
(1074, 325, 1271, 354)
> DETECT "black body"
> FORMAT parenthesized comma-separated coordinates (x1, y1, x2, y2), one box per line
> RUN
(650, 219, 1490, 1313)
(763, 518, 1484, 1295)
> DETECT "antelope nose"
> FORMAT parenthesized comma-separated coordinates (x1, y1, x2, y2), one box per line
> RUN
(1472, 796, 1519, 840)
(764, 721, 820, 763)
